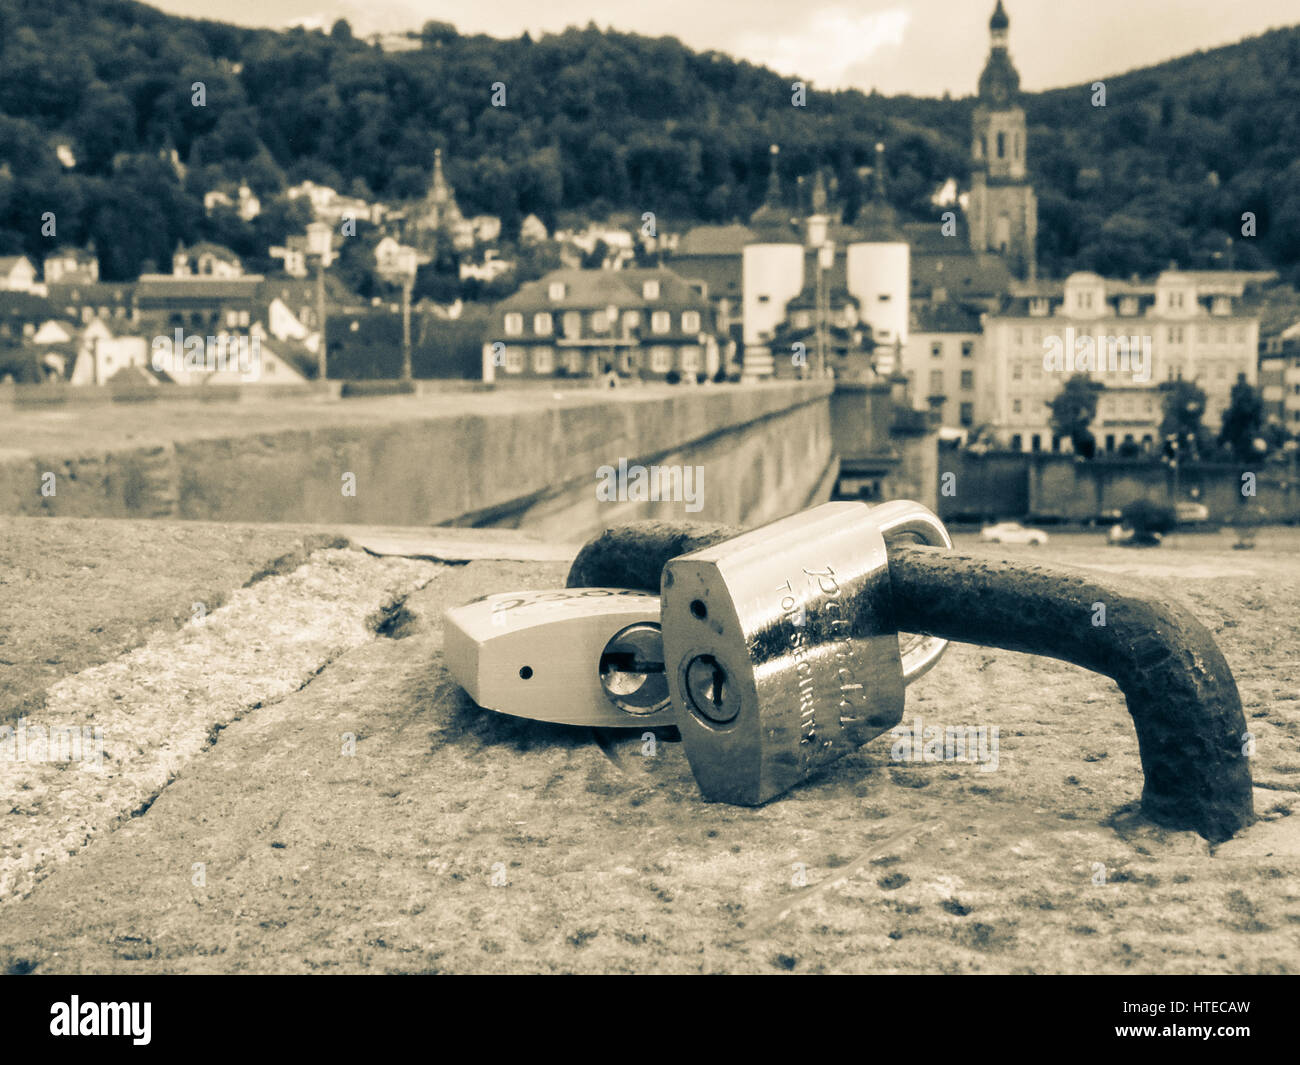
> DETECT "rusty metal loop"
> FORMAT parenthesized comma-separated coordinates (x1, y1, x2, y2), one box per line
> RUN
(568, 519, 1255, 842)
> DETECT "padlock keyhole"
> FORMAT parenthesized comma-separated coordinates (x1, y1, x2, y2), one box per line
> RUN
(684, 654, 739, 725)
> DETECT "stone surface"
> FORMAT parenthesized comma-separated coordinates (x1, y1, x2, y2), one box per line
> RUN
(0, 522, 1297, 973)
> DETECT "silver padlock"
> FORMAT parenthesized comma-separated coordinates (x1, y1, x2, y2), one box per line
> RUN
(443, 588, 676, 728)
(660, 500, 951, 804)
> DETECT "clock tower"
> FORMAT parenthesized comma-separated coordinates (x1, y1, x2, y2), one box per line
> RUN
(968, 2, 1038, 278)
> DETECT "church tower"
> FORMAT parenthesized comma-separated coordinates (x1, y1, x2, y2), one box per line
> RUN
(968, 1, 1037, 278)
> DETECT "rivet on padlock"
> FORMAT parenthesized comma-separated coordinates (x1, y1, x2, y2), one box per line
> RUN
(442, 588, 676, 727)
(659, 500, 950, 805)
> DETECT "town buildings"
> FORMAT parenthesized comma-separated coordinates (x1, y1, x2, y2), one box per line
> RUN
(985, 270, 1266, 452)
(899, 302, 989, 432)
(483, 267, 718, 382)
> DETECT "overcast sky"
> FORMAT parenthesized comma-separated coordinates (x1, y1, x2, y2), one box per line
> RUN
(148, 0, 1300, 97)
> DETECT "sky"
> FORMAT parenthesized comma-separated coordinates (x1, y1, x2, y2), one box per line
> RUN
(147, 0, 1300, 97)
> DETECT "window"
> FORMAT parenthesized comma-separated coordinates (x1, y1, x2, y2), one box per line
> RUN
(623, 310, 639, 332)
(239, 310, 250, 327)
(793, 312, 812, 330)
(531, 347, 555, 374)
(931, 342, 943, 358)
(642, 280, 660, 299)
(651, 310, 671, 334)
(929, 369, 944, 393)
(1010, 434, 1022, 450)
(1029, 298, 1049, 317)
(504, 312, 523, 336)
(682, 311, 701, 333)
(504, 347, 524, 374)
(960, 402, 974, 427)
(548, 282, 566, 301)
(1169, 291, 1185, 310)
(960, 370, 974, 390)
(225, 310, 239, 327)
(533, 312, 553, 335)
(650, 346, 673, 373)
(1012, 399, 1022, 414)
(564, 351, 585, 375)
(997, 131, 1006, 158)
(961, 341, 974, 358)
(877, 293, 891, 302)
(680, 346, 701, 372)
(1014, 328, 1023, 346)
(1120, 297, 1138, 316)
(562, 311, 581, 337)
(591, 311, 609, 333)
(1012, 363, 1023, 380)
(1168, 326, 1184, 344)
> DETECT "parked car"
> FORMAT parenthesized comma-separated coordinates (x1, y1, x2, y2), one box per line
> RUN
(980, 521, 1048, 546)
(1175, 501, 1210, 524)
(1108, 523, 1163, 547)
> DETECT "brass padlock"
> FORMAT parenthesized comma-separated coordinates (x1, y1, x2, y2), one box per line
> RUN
(660, 500, 950, 805)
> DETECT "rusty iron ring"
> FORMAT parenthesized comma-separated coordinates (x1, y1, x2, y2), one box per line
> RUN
(567, 521, 1255, 843)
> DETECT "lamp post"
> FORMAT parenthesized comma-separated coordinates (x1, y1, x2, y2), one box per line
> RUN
(306, 222, 334, 383)
(396, 245, 419, 382)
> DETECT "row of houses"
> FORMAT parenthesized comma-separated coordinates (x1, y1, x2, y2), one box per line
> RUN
(0, 269, 322, 387)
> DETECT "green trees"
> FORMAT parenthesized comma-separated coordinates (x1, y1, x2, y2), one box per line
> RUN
(1159, 379, 1209, 458)
(1, 3, 1300, 283)
(1047, 374, 1102, 458)
(1218, 375, 1265, 462)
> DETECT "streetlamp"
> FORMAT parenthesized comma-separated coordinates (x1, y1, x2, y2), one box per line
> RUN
(815, 240, 833, 378)
(395, 245, 419, 382)
(306, 221, 334, 383)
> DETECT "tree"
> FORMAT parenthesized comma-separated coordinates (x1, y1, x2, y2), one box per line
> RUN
(1218, 375, 1264, 461)
(1159, 379, 1208, 458)
(1047, 374, 1102, 458)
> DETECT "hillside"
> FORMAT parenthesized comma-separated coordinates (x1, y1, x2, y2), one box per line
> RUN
(0, 0, 1297, 283)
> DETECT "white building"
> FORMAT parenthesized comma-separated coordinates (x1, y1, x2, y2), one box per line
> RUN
(0, 256, 37, 292)
(986, 270, 1264, 452)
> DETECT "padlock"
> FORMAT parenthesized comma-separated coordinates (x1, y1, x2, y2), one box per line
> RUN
(442, 588, 676, 728)
(658, 499, 950, 804)
(564, 501, 1255, 843)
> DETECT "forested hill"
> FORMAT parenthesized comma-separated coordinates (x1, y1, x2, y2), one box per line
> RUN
(0, 0, 1297, 283)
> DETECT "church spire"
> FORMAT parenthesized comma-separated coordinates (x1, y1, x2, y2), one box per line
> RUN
(978, 2, 1020, 104)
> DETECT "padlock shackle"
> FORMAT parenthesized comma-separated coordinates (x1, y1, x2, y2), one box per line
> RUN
(888, 544, 1254, 843)
(861, 500, 953, 684)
